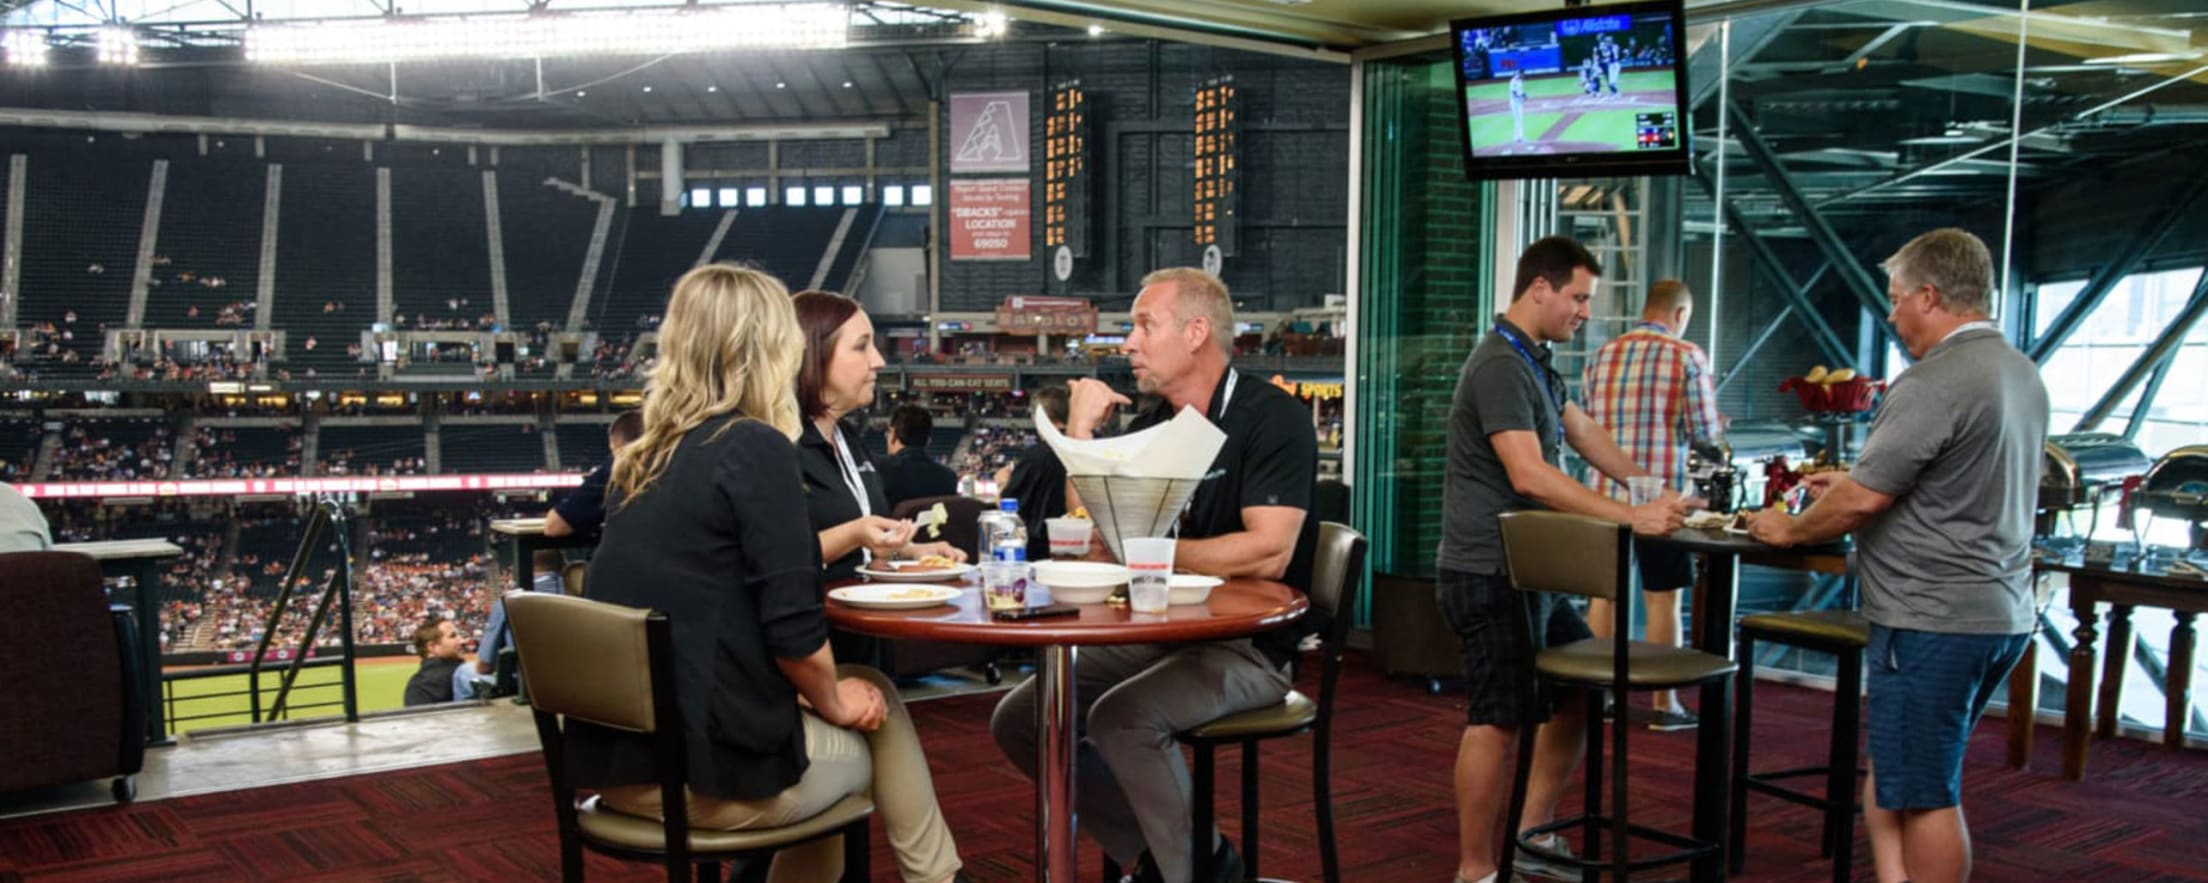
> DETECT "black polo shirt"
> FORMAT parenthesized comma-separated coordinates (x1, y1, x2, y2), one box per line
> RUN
(551, 461, 611, 536)
(1127, 365, 1320, 669)
(797, 419, 890, 581)
(1437, 314, 1567, 575)
(1000, 442, 1068, 561)
(876, 446, 959, 510)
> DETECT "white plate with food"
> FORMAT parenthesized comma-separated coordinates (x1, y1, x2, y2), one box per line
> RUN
(1168, 573, 1223, 605)
(828, 584, 964, 610)
(1031, 561, 1129, 604)
(857, 556, 976, 583)
(1683, 510, 1733, 530)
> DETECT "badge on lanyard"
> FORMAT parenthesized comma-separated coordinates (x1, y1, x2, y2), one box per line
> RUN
(1494, 325, 1566, 448)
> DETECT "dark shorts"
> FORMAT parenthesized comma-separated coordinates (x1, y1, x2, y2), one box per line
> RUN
(1438, 568, 1595, 727)
(1633, 539, 1696, 593)
(1865, 624, 2031, 810)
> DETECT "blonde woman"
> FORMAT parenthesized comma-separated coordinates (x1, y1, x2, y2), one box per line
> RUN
(569, 265, 968, 883)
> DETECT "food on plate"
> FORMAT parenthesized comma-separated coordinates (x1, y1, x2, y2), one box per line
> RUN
(887, 587, 944, 600)
(893, 554, 960, 572)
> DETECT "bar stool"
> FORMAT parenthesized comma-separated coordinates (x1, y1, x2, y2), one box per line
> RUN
(1496, 511, 1737, 882)
(1728, 609, 1869, 882)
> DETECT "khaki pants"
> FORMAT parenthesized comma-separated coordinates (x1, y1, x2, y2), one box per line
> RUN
(604, 666, 961, 883)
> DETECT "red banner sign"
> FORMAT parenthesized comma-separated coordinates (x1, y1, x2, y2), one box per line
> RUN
(949, 179, 1032, 261)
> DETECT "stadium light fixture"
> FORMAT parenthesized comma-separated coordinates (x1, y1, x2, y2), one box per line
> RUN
(3, 30, 49, 67)
(244, 3, 849, 65)
(98, 25, 140, 66)
(975, 10, 1009, 39)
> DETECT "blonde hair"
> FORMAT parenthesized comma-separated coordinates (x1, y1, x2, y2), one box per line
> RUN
(1140, 267, 1234, 355)
(612, 264, 804, 503)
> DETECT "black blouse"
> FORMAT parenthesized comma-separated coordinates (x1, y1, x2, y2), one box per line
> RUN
(565, 416, 825, 801)
(797, 419, 891, 581)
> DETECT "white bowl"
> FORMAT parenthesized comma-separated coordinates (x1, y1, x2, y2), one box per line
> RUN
(1168, 573, 1223, 605)
(1031, 561, 1128, 605)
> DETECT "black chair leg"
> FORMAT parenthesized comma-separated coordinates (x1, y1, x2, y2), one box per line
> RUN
(1103, 858, 1123, 883)
(695, 861, 721, 883)
(840, 819, 871, 883)
(1582, 688, 1604, 883)
(1611, 686, 1631, 883)
(1830, 647, 1863, 883)
(1193, 741, 1216, 881)
(1730, 633, 1757, 876)
(1315, 726, 1340, 883)
(1242, 740, 1262, 881)
(1500, 704, 1540, 879)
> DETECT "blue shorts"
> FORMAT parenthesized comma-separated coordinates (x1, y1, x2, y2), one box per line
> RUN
(1865, 625, 2030, 810)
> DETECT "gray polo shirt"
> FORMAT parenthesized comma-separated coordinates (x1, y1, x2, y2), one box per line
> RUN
(1850, 326, 2048, 636)
(0, 483, 52, 553)
(1438, 316, 1566, 575)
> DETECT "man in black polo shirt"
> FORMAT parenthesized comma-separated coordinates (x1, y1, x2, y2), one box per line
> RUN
(543, 410, 642, 538)
(990, 268, 1316, 883)
(877, 404, 960, 508)
(1439, 236, 1693, 883)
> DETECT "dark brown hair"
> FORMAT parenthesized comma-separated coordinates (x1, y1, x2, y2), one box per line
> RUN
(412, 617, 447, 658)
(608, 410, 643, 447)
(793, 290, 862, 421)
(1512, 236, 1603, 302)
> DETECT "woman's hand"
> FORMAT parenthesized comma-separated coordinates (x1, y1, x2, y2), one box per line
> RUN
(901, 541, 968, 564)
(816, 677, 887, 732)
(845, 515, 917, 560)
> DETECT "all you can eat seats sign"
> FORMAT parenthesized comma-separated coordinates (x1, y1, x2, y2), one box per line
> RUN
(949, 178, 1032, 261)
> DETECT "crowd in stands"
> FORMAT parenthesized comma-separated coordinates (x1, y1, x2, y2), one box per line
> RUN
(48, 422, 175, 482)
(187, 425, 304, 478)
(955, 426, 1035, 485)
(588, 333, 651, 380)
(316, 451, 427, 477)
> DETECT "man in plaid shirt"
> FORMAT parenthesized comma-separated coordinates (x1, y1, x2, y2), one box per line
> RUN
(1581, 279, 1725, 730)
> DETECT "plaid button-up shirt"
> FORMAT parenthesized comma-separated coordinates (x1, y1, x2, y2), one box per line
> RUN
(1581, 320, 1723, 500)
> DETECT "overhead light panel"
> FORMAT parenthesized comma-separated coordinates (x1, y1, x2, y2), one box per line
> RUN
(98, 25, 139, 65)
(975, 10, 1009, 39)
(3, 30, 49, 67)
(2083, 51, 2201, 66)
(245, 3, 849, 65)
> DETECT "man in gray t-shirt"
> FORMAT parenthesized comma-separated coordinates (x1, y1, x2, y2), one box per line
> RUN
(0, 482, 51, 554)
(1749, 228, 2046, 883)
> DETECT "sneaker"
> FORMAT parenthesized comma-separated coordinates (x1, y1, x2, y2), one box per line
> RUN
(1648, 708, 1700, 732)
(1510, 833, 1578, 880)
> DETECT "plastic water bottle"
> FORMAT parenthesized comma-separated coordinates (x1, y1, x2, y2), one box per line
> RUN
(990, 498, 1028, 563)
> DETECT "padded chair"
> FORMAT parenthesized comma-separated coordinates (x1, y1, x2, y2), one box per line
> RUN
(1103, 522, 1365, 883)
(505, 592, 873, 883)
(0, 551, 147, 804)
(1729, 610, 1869, 882)
(561, 561, 588, 597)
(1496, 512, 1737, 882)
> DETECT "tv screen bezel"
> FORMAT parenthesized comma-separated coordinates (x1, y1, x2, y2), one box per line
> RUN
(1449, 0, 1692, 181)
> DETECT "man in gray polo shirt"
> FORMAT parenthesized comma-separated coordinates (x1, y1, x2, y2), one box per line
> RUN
(1438, 235, 1692, 883)
(1749, 227, 2046, 883)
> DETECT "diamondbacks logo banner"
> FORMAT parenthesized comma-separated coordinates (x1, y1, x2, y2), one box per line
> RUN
(950, 91, 1031, 174)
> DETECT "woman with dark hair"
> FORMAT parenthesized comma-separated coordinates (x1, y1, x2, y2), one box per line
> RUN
(792, 290, 963, 580)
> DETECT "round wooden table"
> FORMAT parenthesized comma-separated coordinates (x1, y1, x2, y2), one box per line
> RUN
(827, 577, 1308, 883)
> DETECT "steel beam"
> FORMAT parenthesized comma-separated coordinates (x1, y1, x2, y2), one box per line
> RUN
(2074, 269, 2208, 432)
(2027, 166, 2208, 363)
(1727, 101, 1899, 343)
(1686, 11, 1798, 112)
(1716, 304, 1795, 395)
(2123, 350, 2178, 441)
(1692, 166, 1855, 367)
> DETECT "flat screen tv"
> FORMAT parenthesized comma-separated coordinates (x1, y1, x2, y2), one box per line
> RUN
(1451, 0, 1691, 180)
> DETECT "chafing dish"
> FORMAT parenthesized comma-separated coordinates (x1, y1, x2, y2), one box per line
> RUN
(2137, 445, 2208, 550)
(2041, 432, 2151, 512)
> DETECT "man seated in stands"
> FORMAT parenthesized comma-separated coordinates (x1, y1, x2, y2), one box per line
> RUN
(878, 404, 960, 509)
(543, 410, 643, 538)
(402, 616, 484, 706)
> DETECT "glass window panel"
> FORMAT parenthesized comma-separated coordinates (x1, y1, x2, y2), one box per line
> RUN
(911, 184, 933, 206)
(842, 185, 864, 205)
(814, 185, 835, 205)
(884, 185, 905, 206)
(785, 186, 806, 206)
(746, 187, 768, 207)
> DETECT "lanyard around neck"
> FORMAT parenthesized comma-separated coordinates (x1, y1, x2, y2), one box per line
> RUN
(827, 426, 873, 563)
(1494, 324, 1566, 447)
(1215, 368, 1239, 421)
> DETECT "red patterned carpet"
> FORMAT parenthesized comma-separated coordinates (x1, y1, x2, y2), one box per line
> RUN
(0, 652, 2201, 881)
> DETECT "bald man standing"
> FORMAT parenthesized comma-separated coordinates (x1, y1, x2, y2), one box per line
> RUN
(1579, 279, 1725, 730)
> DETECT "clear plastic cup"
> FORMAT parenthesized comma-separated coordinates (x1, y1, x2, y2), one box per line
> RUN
(981, 560, 1029, 612)
(1122, 537, 1175, 614)
(1046, 517, 1093, 559)
(1627, 476, 1665, 508)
